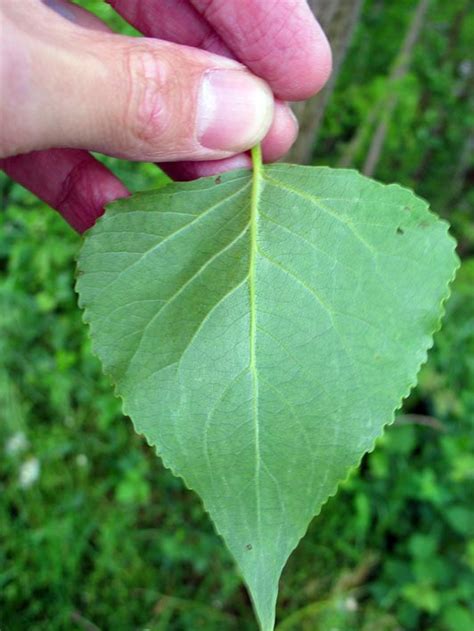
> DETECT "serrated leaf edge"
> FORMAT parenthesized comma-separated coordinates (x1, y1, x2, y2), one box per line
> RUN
(75, 163, 460, 631)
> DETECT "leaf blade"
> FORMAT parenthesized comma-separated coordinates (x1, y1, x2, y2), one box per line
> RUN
(77, 162, 458, 631)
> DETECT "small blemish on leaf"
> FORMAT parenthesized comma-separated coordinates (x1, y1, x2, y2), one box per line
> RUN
(246, 543, 253, 551)
(215, 176, 222, 184)
(397, 227, 404, 235)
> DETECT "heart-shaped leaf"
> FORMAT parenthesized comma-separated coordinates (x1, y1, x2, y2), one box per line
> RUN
(76, 152, 458, 630)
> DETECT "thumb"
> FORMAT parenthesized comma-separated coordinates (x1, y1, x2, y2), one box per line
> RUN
(0, 1, 274, 161)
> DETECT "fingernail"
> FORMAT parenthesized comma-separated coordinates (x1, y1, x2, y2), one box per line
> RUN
(197, 69, 274, 152)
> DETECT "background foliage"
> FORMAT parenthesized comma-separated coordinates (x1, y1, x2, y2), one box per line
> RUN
(1, 0, 473, 629)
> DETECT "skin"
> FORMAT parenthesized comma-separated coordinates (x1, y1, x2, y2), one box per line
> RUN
(0, 0, 332, 232)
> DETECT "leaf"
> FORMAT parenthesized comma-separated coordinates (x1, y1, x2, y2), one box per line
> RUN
(76, 148, 458, 630)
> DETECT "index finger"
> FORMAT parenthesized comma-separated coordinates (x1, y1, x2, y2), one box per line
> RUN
(190, 0, 332, 100)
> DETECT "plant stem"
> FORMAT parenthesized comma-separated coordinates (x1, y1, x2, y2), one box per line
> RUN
(251, 144, 263, 173)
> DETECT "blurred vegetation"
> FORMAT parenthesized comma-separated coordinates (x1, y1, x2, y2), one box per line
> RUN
(1, 1, 473, 629)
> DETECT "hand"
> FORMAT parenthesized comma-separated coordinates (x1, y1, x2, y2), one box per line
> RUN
(0, 0, 331, 232)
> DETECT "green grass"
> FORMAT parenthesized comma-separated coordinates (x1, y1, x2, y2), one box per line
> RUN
(1, 0, 473, 628)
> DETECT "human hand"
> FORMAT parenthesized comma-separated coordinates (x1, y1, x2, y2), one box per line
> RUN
(0, 0, 331, 232)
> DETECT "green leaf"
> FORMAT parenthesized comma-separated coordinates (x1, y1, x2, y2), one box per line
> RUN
(76, 149, 458, 630)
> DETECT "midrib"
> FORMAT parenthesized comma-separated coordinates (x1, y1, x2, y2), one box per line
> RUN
(249, 145, 263, 541)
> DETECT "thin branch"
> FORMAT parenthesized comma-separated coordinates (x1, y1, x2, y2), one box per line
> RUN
(363, 0, 431, 176)
(288, 0, 363, 164)
(395, 414, 446, 432)
(70, 611, 102, 631)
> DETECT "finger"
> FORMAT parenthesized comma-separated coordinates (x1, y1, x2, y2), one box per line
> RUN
(51, 0, 299, 162)
(1, 1, 274, 161)
(191, 0, 332, 100)
(111, 1, 331, 100)
(163, 100, 298, 181)
(0, 1, 128, 233)
(160, 154, 251, 182)
(0, 149, 129, 232)
(260, 101, 299, 162)
(107, 1, 299, 178)
(107, 0, 232, 57)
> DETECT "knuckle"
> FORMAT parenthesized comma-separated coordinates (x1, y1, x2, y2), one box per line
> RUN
(121, 46, 173, 152)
